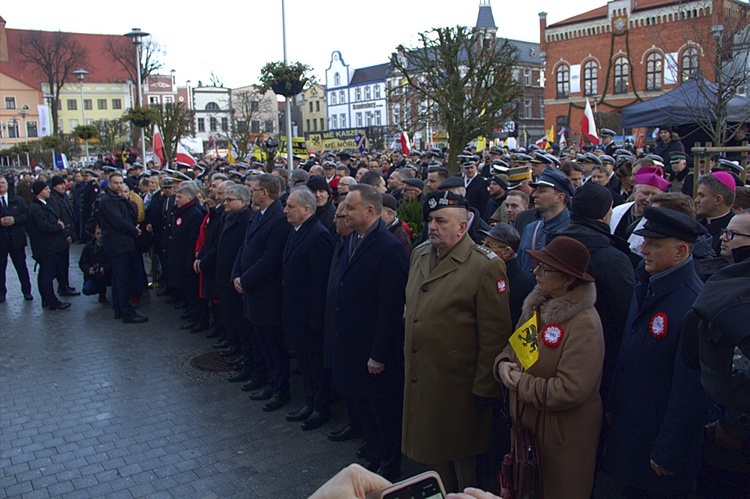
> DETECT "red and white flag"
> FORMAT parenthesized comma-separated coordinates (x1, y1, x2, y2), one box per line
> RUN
(176, 143, 197, 167)
(399, 131, 410, 155)
(153, 124, 165, 166)
(581, 98, 600, 146)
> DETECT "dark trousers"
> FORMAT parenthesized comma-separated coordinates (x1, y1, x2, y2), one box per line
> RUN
(1, 243, 32, 296)
(36, 253, 61, 307)
(354, 396, 403, 474)
(55, 244, 71, 290)
(238, 321, 267, 380)
(252, 324, 289, 394)
(110, 252, 134, 317)
(82, 277, 107, 297)
(298, 350, 330, 412)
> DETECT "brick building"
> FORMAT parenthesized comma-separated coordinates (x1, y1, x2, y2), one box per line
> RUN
(540, 0, 750, 141)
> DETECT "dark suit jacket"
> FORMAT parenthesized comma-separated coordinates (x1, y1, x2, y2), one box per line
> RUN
(197, 205, 224, 300)
(0, 193, 28, 250)
(281, 216, 334, 351)
(216, 206, 251, 329)
(27, 198, 67, 260)
(48, 190, 75, 239)
(464, 175, 490, 218)
(232, 199, 292, 327)
(98, 188, 138, 257)
(167, 200, 206, 289)
(331, 218, 409, 398)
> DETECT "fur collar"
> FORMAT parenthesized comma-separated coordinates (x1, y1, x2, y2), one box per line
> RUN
(519, 282, 597, 326)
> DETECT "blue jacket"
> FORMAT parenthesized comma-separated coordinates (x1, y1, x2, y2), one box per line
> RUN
(231, 200, 291, 327)
(606, 257, 710, 495)
(517, 208, 570, 274)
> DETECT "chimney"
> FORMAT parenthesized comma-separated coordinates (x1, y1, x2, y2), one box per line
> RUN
(539, 12, 548, 54)
(0, 16, 8, 63)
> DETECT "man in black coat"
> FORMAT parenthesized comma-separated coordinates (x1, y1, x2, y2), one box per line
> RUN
(331, 185, 409, 481)
(79, 169, 100, 243)
(232, 174, 292, 412)
(460, 161, 490, 219)
(97, 173, 147, 323)
(281, 187, 334, 430)
(27, 181, 70, 310)
(0, 176, 32, 302)
(193, 179, 226, 333)
(48, 176, 79, 296)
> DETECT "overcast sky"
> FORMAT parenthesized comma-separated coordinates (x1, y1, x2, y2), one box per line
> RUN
(3, 0, 604, 88)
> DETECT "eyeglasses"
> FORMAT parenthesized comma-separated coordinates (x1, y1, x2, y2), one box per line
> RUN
(223, 197, 238, 203)
(721, 228, 750, 240)
(481, 241, 508, 252)
(534, 262, 562, 274)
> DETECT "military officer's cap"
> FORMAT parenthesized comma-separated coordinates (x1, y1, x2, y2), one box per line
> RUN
(634, 206, 707, 243)
(409, 150, 423, 158)
(160, 177, 175, 187)
(530, 166, 575, 198)
(600, 155, 616, 165)
(669, 152, 689, 163)
(599, 128, 616, 137)
(506, 166, 532, 188)
(480, 222, 521, 252)
(512, 153, 534, 163)
(582, 153, 603, 165)
(715, 158, 744, 177)
(614, 149, 634, 157)
(83, 169, 98, 177)
(489, 145, 504, 155)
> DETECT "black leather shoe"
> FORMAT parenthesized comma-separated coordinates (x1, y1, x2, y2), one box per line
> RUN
(241, 378, 267, 392)
(327, 425, 362, 442)
(180, 322, 197, 330)
(24, 293, 33, 301)
(212, 340, 229, 349)
(0, 296, 5, 303)
(376, 467, 400, 483)
(248, 387, 274, 401)
(227, 371, 252, 383)
(262, 392, 290, 412)
(206, 327, 223, 339)
(123, 313, 148, 324)
(190, 323, 210, 334)
(179, 312, 193, 320)
(59, 288, 80, 296)
(301, 410, 331, 430)
(48, 302, 71, 310)
(174, 301, 187, 309)
(286, 405, 314, 422)
(227, 357, 245, 367)
(356, 441, 367, 458)
(219, 346, 240, 357)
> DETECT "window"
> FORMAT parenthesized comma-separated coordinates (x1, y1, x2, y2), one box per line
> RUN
(556, 115, 569, 132)
(313, 119, 318, 131)
(331, 92, 337, 105)
(523, 99, 532, 118)
(112, 99, 122, 110)
(334, 73, 341, 86)
(556, 65, 569, 98)
(251, 101, 260, 112)
(682, 48, 699, 81)
(7, 121, 19, 138)
(375, 110, 382, 126)
(164, 96, 173, 104)
(315, 101, 320, 112)
(149, 96, 159, 105)
(366, 112, 373, 126)
(209, 117, 217, 131)
(67, 99, 77, 111)
(56, 100, 62, 110)
(523, 68, 531, 86)
(319, 118, 324, 130)
(97, 99, 107, 110)
(68, 119, 79, 131)
(374, 86, 381, 99)
(646, 52, 663, 90)
(356, 88, 362, 101)
(237, 120, 247, 133)
(393, 103, 401, 125)
(309, 102, 314, 112)
(341, 114, 346, 128)
(251, 120, 260, 133)
(614, 57, 629, 94)
(27, 121, 38, 138)
(206, 102, 220, 111)
(539, 97, 545, 119)
(306, 119, 311, 130)
(365, 86, 371, 100)
(339, 90, 345, 103)
(221, 117, 229, 131)
(197, 118, 205, 132)
(264, 119, 274, 133)
(332, 115, 338, 128)
(5, 97, 16, 109)
(583, 61, 598, 96)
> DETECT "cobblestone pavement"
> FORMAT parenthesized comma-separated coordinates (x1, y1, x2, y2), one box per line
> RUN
(1, 245, 625, 498)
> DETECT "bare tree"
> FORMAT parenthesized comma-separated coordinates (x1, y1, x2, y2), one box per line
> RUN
(17, 30, 89, 136)
(103, 35, 164, 83)
(389, 26, 522, 171)
(94, 119, 129, 155)
(228, 87, 274, 161)
(152, 102, 195, 166)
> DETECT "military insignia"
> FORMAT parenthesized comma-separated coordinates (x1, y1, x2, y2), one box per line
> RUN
(496, 278, 507, 294)
(175, 217, 183, 226)
(541, 324, 564, 348)
(428, 197, 437, 209)
(649, 313, 668, 338)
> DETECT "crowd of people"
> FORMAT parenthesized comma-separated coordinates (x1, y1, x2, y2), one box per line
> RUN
(1, 127, 749, 497)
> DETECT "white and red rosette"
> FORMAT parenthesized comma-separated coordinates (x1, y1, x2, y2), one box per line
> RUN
(649, 313, 668, 338)
(175, 217, 183, 226)
(541, 324, 564, 348)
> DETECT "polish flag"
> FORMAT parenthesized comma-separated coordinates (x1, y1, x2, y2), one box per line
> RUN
(176, 143, 197, 167)
(581, 98, 600, 146)
(153, 124, 165, 166)
(399, 131, 410, 155)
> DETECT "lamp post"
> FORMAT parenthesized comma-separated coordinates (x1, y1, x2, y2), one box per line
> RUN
(72, 68, 90, 166)
(281, 0, 294, 169)
(18, 108, 29, 166)
(9, 118, 20, 166)
(125, 28, 150, 166)
(43, 93, 56, 167)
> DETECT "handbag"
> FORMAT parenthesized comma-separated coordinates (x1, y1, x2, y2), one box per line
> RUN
(499, 380, 547, 499)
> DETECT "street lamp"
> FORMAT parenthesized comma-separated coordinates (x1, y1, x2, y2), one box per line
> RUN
(18, 107, 29, 166)
(43, 93, 56, 167)
(281, 0, 294, 169)
(72, 68, 90, 166)
(125, 28, 150, 166)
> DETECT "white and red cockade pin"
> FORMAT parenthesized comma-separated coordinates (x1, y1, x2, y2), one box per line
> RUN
(649, 313, 668, 338)
(175, 217, 183, 226)
(541, 324, 564, 348)
(496, 278, 507, 294)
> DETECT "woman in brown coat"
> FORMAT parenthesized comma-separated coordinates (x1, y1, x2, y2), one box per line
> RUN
(495, 236, 604, 498)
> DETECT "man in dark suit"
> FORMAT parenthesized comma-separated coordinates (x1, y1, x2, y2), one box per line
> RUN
(0, 176, 32, 302)
(27, 181, 70, 310)
(48, 176, 79, 296)
(232, 174, 292, 412)
(281, 187, 334, 430)
(461, 161, 490, 218)
(332, 184, 410, 481)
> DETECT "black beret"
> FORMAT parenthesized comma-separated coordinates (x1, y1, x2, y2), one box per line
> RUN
(422, 191, 469, 220)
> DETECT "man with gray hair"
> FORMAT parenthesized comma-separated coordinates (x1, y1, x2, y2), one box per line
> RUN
(281, 186, 335, 429)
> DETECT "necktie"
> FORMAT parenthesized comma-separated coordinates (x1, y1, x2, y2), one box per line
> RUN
(0, 196, 7, 216)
